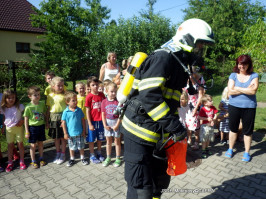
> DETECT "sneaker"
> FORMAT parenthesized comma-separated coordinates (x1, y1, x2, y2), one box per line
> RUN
(66, 160, 75, 167)
(31, 162, 39, 169)
(57, 154, 65, 165)
(201, 151, 207, 159)
(97, 154, 105, 162)
(90, 155, 100, 164)
(6, 163, 13, 172)
(20, 162, 27, 170)
(53, 153, 60, 164)
(113, 158, 121, 167)
(102, 157, 111, 167)
(220, 140, 227, 145)
(40, 160, 47, 167)
(206, 148, 213, 156)
(81, 159, 88, 166)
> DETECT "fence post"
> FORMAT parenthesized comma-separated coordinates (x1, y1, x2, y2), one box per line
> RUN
(7, 60, 17, 91)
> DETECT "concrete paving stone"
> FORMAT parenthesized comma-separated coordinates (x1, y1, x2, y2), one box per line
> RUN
(249, 182, 266, 193)
(181, 175, 201, 186)
(42, 195, 56, 199)
(35, 188, 51, 198)
(88, 167, 104, 177)
(253, 190, 266, 199)
(213, 165, 231, 175)
(250, 166, 265, 173)
(234, 176, 250, 186)
(237, 183, 256, 195)
(55, 177, 73, 188)
(22, 176, 38, 185)
(90, 189, 108, 199)
(192, 167, 209, 177)
(209, 179, 223, 187)
(245, 174, 262, 185)
(73, 190, 93, 199)
(27, 181, 45, 192)
(112, 192, 127, 199)
(195, 174, 212, 185)
(56, 192, 74, 199)
(69, 176, 88, 187)
(222, 179, 239, 188)
(33, 174, 53, 184)
(17, 189, 37, 199)
(0, 178, 7, 187)
(0, 186, 15, 197)
(204, 166, 220, 176)
(49, 172, 66, 182)
(63, 184, 82, 195)
(218, 170, 236, 180)
(210, 188, 231, 199)
(224, 185, 243, 197)
(5, 178, 23, 188)
(213, 159, 228, 167)
(241, 191, 260, 199)
(172, 178, 188, 188)
(240, 168, 255, 176)
(39, 179, 58, 190)
(0, 192, 19, 199)
(63, 170, 80, 181)
(104, 185, 121, 198)
(50, 186, 67, 197)
(1, 173, 17, 182)
(12, 183, 30, 194)
(185, 169, 199, 178)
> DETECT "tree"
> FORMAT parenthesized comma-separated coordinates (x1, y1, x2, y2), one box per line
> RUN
(139, 0, 157, 21)
(183, 0, 265, 84)
(28, 0, 110, 90)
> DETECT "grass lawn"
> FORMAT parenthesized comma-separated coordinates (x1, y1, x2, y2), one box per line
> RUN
(1, 81, 265, 153)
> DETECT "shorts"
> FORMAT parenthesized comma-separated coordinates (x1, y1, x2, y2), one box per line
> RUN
(68, 135, 85, 150)
(48, 113, 64, 139)
(29, 125, 46, 143)
(6, 126, 24, 144)
(86, 121, 105, 142)
(200, 124, 214, 143)
(229, 105, 256, 136)
(104, 118, 120, 138)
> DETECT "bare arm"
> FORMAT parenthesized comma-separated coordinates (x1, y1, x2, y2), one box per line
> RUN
(24, 116, 30, 139)
(192, 86, 204, 116)
(46, 106, 50, 129)
(61, 120, 69, 140)
(228, 79, 242, 96)
(234, 78, 259, 95)
(99, 64, 105, 82)
(86, 107, 94, 130)
(81, 118, 86, 137)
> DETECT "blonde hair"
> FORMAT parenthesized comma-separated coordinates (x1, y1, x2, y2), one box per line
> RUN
(75, 82, 85, 89)
(122, 59, 127, 69)
(221, 87, 229, 100)
(127, 56, 134, 66)
(180, 90, 188, 105)
(106, 82, 117, 91)
(201, 94, 212, 105)
(107, 52, 116, 62)
(103, 79, 112, 87)
(50, 76, 64, 94)
(64, 91, 77, 103)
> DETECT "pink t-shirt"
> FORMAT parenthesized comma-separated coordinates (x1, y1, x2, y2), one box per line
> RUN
(101, 98, 119, 120)
(1, 104, 24, 128)
(199, 106, 218, 125)
(85, 92, 105, 121)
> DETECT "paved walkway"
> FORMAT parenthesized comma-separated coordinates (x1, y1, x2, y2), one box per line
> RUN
(0, 131, 265, 199)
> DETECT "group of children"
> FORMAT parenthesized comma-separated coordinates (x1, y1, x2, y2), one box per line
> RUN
(0, 71, 122, 172)
(178, 86, 230, 159)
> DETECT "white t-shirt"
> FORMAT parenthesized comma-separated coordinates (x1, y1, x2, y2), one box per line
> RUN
(1, 104, 24, 128)
(103, 64, 119, 81)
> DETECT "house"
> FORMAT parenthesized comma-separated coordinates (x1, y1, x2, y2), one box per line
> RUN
(0, 0, 45, 63)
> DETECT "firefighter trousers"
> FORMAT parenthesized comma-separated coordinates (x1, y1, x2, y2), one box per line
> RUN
(124, 136, 171, 199)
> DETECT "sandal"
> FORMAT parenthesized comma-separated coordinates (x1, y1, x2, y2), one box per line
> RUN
(242, 152, 251, 162)
(225, 149, 233, 158)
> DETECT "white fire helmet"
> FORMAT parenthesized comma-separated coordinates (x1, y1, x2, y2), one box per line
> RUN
(172, 18, 215, 52)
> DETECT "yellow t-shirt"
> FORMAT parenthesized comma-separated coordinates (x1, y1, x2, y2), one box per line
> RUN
(77, 95, 87, 119)
(44, 85, 67, 96)
(46, 93, 66, 113)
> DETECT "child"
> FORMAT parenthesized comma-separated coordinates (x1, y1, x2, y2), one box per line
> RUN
(44, 71, 55, 96)
(103, 79, 111, 96)
(76, 82, 87, 123)
(0, 89, 26, 172)
(101, 82, 122, 167)
(44, 71, 66, 96)
(177, 90, 190, 143)
(198, 94, 218, 159)
(218, 87, 229, 144)
(85, 85, 91, 96)
(24, 86, 47, 169)
(46, 76, 67, 164)
(98, 82, 104, 93)
(62, 91, 88, 167)
(85, 76, 105, 164)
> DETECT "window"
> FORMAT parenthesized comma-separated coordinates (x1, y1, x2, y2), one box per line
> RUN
(16, 42, 30, 53)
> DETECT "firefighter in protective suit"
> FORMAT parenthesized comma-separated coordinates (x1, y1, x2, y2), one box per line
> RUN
(120, 18, 215, 199)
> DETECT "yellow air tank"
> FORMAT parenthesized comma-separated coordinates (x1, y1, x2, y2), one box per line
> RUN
(116, 52, 148, 110)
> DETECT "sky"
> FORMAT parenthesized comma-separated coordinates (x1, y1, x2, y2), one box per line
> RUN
(27, 0, 189, 25)
(27, 0, 265, 25)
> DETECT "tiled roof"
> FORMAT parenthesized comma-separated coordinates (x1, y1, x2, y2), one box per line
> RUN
(0, 0, 45, 33)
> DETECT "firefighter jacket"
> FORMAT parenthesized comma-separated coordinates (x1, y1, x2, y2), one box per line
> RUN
(120, 49, 189, 147)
